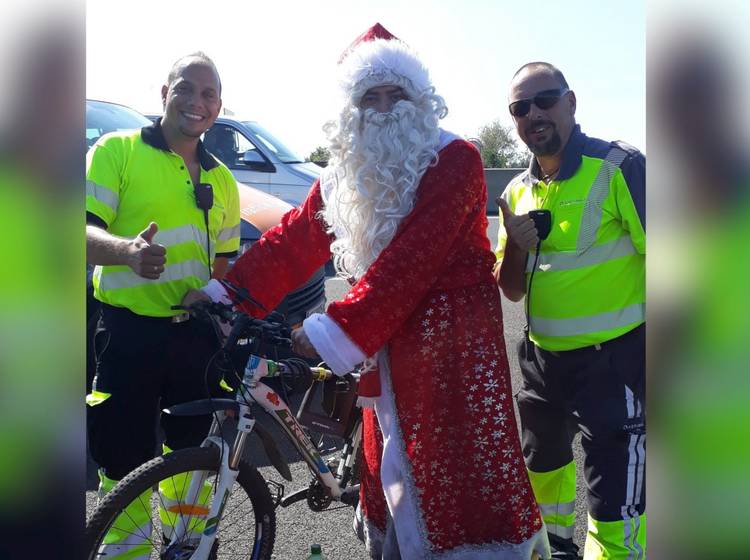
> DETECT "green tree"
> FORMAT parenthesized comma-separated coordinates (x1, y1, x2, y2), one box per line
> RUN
(306, 146, 331, 167)
(475, 119, 529, 168)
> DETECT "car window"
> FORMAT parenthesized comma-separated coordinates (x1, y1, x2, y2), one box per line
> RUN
(235, 129, 257, 157)
(204, 124, 263, 168)
(243, 121, 303, 164)
(86, 100, 151, 148)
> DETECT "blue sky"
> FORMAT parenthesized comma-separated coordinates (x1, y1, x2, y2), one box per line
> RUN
(86, 0, 645, 157)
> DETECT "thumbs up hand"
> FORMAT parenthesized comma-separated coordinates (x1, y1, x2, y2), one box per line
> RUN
(128, 222, 167, 279)
(497, 197, 539, 252)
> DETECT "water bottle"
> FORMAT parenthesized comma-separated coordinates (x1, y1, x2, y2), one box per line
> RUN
(307, 543, 325, 559)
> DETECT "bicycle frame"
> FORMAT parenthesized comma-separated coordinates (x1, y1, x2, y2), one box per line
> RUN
(242, 355, 342, 501)
(166, 354, 358, 557)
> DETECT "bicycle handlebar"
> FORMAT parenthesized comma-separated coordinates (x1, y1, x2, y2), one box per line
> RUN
(170, 301, 336, 391)
(171, 301, 293, 350)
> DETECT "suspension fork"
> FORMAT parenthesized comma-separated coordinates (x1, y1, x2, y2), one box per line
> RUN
(169, 407, 256, 558)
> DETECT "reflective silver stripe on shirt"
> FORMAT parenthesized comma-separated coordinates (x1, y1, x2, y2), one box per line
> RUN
(153, 224, 207, 249)
(527, 236, 638, 273)
(576, 147, 628, 253)
(217, 223, 241, 242)
(530, 302, 645, 337)
(539, 501, 576, 517)
(153, 224, 215, 261)
(546, 523, 574, 540)
(86, 180, 119, 212)
(99, 259, 209, 291)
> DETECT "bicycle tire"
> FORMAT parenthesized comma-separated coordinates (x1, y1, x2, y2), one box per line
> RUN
(85, 446, 276, 559)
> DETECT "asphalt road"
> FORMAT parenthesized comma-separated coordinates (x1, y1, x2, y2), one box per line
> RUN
(86, 216, 586, 559)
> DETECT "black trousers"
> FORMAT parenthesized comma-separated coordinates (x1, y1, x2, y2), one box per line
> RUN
(87, 304, 224, 480)
(516, 324, 646, 521)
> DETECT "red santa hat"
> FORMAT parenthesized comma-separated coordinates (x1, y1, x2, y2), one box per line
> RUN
(337, 23, 433, 104)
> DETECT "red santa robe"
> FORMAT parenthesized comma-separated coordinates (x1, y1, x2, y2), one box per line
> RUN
(226, 136, 548, 559)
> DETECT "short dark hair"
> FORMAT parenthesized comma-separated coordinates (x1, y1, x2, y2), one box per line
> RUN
(166, 51, 222, 93)
(512, 62, 569, 90)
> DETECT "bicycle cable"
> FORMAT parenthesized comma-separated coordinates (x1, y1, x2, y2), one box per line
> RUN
(199, 304, 239, 467)
(201, 348, 229, 472)
(197, 302, 243, 474)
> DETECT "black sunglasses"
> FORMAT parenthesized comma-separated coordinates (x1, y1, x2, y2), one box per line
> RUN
(509, 88, 569, 117)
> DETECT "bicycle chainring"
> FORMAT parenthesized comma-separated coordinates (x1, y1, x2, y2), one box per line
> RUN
(305, 479, 332, 511)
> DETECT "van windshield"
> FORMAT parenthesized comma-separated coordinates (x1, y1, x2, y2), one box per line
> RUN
(243, 121, 304, 164)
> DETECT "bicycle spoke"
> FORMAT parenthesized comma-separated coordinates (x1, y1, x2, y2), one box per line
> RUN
(104, 492, 160, 551)
(212, 494, 253, 539)
(164, 473, 198, 547)
(89, 444, 277, 559)
(163, 475, 183, 545)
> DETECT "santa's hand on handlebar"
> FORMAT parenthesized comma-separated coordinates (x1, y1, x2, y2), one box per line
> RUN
(291, 327, 320, 359)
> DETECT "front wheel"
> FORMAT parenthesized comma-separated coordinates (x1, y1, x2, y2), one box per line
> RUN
(85, 446, 276, 559)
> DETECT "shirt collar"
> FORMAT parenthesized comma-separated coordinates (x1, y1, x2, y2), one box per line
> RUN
(526, 124, 586, 184)
(140, 118, 219, 171)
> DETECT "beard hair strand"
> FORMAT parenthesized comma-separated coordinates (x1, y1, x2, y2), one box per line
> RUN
(321, 98, 442, 280)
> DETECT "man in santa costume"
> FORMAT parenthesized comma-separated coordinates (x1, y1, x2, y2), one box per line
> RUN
(185, 23, 550, 560)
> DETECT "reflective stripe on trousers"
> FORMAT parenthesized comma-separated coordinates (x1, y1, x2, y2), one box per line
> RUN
(158, 470, 213, 540)
(528, 462, 577, 540)
(97, 470, 153, 560)
(97, 520, 153, 560)
(584, 513, 646, 559)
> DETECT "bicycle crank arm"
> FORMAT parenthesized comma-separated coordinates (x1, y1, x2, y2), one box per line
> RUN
(279, 483, 359, 509)
(279, 487, 308, 508)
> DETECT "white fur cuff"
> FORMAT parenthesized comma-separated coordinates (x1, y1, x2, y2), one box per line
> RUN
(303, 313, 366, 376)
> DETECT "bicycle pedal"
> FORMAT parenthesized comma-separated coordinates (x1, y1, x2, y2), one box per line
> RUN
(266, 479, 285, 508)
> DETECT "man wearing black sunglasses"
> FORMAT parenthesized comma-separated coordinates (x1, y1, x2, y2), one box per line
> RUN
(495, 62, 646, 560)
(508, 86, 571, 164)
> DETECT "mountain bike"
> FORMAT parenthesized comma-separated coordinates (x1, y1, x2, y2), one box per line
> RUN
(85, 299, 363, 559)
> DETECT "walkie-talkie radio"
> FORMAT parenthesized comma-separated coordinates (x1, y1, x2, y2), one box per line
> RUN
(195, 183, 214, 275)
(194, 182, 214, 212)
(529, 209, 551, 240)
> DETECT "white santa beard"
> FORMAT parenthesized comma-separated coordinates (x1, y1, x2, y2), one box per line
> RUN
(323, 101, 440, 280)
